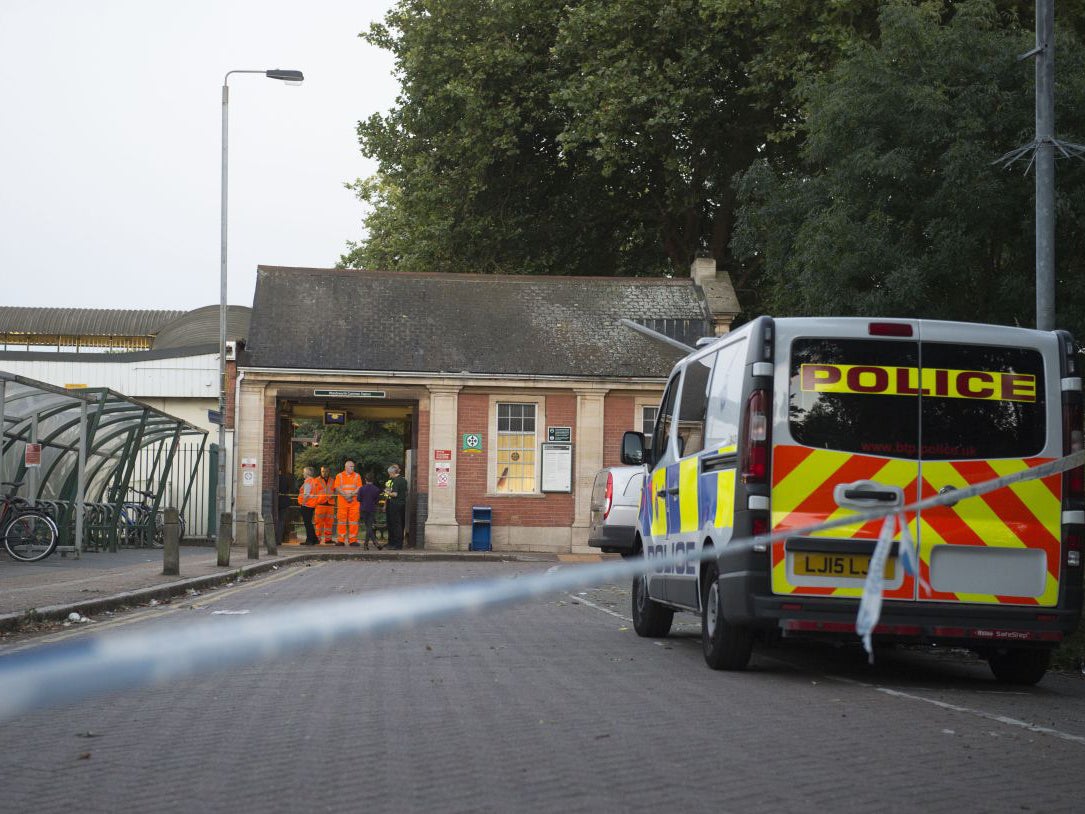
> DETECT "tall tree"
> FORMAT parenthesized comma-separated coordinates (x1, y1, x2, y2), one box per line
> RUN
(732, 0, 1085, 332)
(345, 0, 875, 277)
(343, 0, 652, 276)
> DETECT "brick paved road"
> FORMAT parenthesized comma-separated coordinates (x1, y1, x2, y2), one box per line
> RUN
(2, 560, 1084, 813)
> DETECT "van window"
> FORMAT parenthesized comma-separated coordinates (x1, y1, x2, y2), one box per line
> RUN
(788, 338, 1046, 460)
(705, 339, 746, 450)
(652, 374, 680, 459)
(789, 338, 919, 457)
(676, 353, 713, 456)
(920, 342, 1045, 460)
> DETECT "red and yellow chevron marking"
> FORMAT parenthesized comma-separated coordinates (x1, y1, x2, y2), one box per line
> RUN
(918, 459, 1060, 606)
(770, 445, 1062, 606)
(771, 446, 919, 598)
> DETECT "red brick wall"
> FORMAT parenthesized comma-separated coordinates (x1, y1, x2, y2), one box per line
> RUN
(603, 393, 635, 467)
(416, 403, 431, 491)
(224, 359, 237, 428)
(454, 392, 575, 527)
(261, 398, 276, 488)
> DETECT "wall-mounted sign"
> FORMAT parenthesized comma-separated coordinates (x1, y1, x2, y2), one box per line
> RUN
(434, 449, 452, 461)
(313, 389, 386, 399)
(547, 426, 572, 443)
(462, 433, 482, 453)
(436, 472, 450, 488)
(24, 443, 41, 467)
(541, 442, 572, 492)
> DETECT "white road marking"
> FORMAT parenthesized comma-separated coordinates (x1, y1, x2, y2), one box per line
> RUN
(567, 593, 629, 622)
(571, 599, 1085, 748)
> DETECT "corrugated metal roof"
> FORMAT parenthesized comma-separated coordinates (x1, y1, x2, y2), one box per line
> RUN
(246, 267, 712, 378)
(152, 305, 251, 349)
(0, 307, 185, 337)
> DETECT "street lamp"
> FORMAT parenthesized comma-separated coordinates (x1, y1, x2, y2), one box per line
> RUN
(219, 68, 304, 528)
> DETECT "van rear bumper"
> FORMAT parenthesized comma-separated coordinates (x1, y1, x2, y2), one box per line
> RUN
(720, 569, 1082, 647)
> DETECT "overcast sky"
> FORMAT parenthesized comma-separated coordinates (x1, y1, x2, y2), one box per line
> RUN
(0, 0, 399, 310)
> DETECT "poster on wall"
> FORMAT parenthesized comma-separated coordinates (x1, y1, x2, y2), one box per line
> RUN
(540, 443, 573, 493)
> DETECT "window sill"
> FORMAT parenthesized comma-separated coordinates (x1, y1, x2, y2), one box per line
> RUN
(483, 492, 548, 499)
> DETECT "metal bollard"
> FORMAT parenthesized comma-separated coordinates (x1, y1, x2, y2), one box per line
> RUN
(217, 512, 232, 567)
(247, 511, 259, 560)
(162, 506, 180, 576)
(263, 515, 277, 556)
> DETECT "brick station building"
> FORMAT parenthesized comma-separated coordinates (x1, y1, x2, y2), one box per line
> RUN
(232, 260, 738, 553)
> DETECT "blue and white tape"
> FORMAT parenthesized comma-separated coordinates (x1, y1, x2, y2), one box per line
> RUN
(0, 450, 1081, 722)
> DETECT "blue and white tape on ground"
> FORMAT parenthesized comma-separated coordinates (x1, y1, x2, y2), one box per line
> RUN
(0, 450, 1081, 723)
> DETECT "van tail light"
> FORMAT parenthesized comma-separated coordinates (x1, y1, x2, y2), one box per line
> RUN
(1063, 393, 1084, 503)
(741, 389, 770, 484)
(868, 322, 914, 337)
(1065, 527, 1082, 568)
(603, 472, 614, 520)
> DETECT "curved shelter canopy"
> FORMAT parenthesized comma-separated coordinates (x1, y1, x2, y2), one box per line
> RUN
(0, 371, 207, 551)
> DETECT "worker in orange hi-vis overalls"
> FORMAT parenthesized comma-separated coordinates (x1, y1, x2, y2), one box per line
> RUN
(297, 466, 323, 545)
(333, 459, 363, 546)
(314, 465, 335, 544)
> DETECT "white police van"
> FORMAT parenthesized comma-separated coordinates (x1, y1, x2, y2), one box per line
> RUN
(620, 317, 1083, 683)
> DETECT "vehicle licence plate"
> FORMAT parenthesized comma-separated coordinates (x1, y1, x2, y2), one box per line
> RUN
(794, 552, 894, 579)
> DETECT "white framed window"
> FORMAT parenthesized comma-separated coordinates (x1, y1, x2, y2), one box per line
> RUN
(488, 396, 545, 494)
(635, 398, 660, 453)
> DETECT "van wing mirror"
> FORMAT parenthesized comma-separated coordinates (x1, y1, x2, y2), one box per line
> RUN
(621, 431, 648, 466)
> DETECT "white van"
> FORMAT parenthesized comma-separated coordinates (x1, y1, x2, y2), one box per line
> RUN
(620, 317, 1083, 684)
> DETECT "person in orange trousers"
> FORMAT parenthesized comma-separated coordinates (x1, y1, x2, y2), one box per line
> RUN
(333, 459, 362, 546)
(314, 465, 335, 544)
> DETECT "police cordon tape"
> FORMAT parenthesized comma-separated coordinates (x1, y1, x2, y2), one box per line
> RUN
(0, 449, 1082, 723)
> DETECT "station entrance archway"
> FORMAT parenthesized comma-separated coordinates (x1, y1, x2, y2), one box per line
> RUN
(274, 396, 418, 546)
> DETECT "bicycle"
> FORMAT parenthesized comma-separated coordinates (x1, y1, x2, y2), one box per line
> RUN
(118, 489, 185, 548)
(1, 481, 59, 563)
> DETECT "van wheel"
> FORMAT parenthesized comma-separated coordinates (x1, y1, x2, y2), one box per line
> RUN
(701, 561, 753, 671)
(632, 573, 673, 638)
(987, 648, 1050, 685)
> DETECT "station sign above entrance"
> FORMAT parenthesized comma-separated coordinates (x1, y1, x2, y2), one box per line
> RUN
(313, 389, 387, 399)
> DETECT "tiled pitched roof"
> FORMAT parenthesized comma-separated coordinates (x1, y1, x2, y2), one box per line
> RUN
(246, 267, 712, 378)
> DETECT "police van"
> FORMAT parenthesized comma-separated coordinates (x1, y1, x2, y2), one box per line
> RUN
(620, 317, 1083, 684)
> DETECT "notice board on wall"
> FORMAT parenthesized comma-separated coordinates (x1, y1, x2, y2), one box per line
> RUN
(541, 442, 573, 492)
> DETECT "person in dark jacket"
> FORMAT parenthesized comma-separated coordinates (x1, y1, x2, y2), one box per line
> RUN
(383, 464, 408, 550)
(358, 473, 382, 550)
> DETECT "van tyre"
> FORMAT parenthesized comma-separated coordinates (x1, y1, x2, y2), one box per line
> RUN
(632, 573, 673, 638)
(701, 562, 753, 670)
(987, 648, 1050, 686)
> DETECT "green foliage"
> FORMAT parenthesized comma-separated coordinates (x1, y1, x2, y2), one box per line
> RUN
(345, 0, 881, 278)
(733, 0, 1085, 333)
(293, 419, 404, 481)
(344, 0, 654, 276)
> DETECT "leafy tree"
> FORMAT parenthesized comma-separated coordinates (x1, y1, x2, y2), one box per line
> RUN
(343, 0, 653, 276)
(293, 420, 404, 482)
(732, 0, 1085, 333)
(344, 0, 883, 279)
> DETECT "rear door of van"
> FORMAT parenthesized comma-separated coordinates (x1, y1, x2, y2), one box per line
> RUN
(771, 319, 1061, 608)
(772, 320, 922, 603)
(913, 322, 1060, 608)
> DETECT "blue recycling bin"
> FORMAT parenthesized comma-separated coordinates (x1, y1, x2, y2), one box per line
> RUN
(470, 506, 492, 551)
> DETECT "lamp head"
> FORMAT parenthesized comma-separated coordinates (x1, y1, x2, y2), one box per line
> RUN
(266, 69, 304, 85)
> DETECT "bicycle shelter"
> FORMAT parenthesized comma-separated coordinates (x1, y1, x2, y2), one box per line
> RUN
(0, 371, 208, 555)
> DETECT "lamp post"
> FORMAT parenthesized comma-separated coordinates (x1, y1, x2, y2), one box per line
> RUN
(219, 68, 304, 525)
